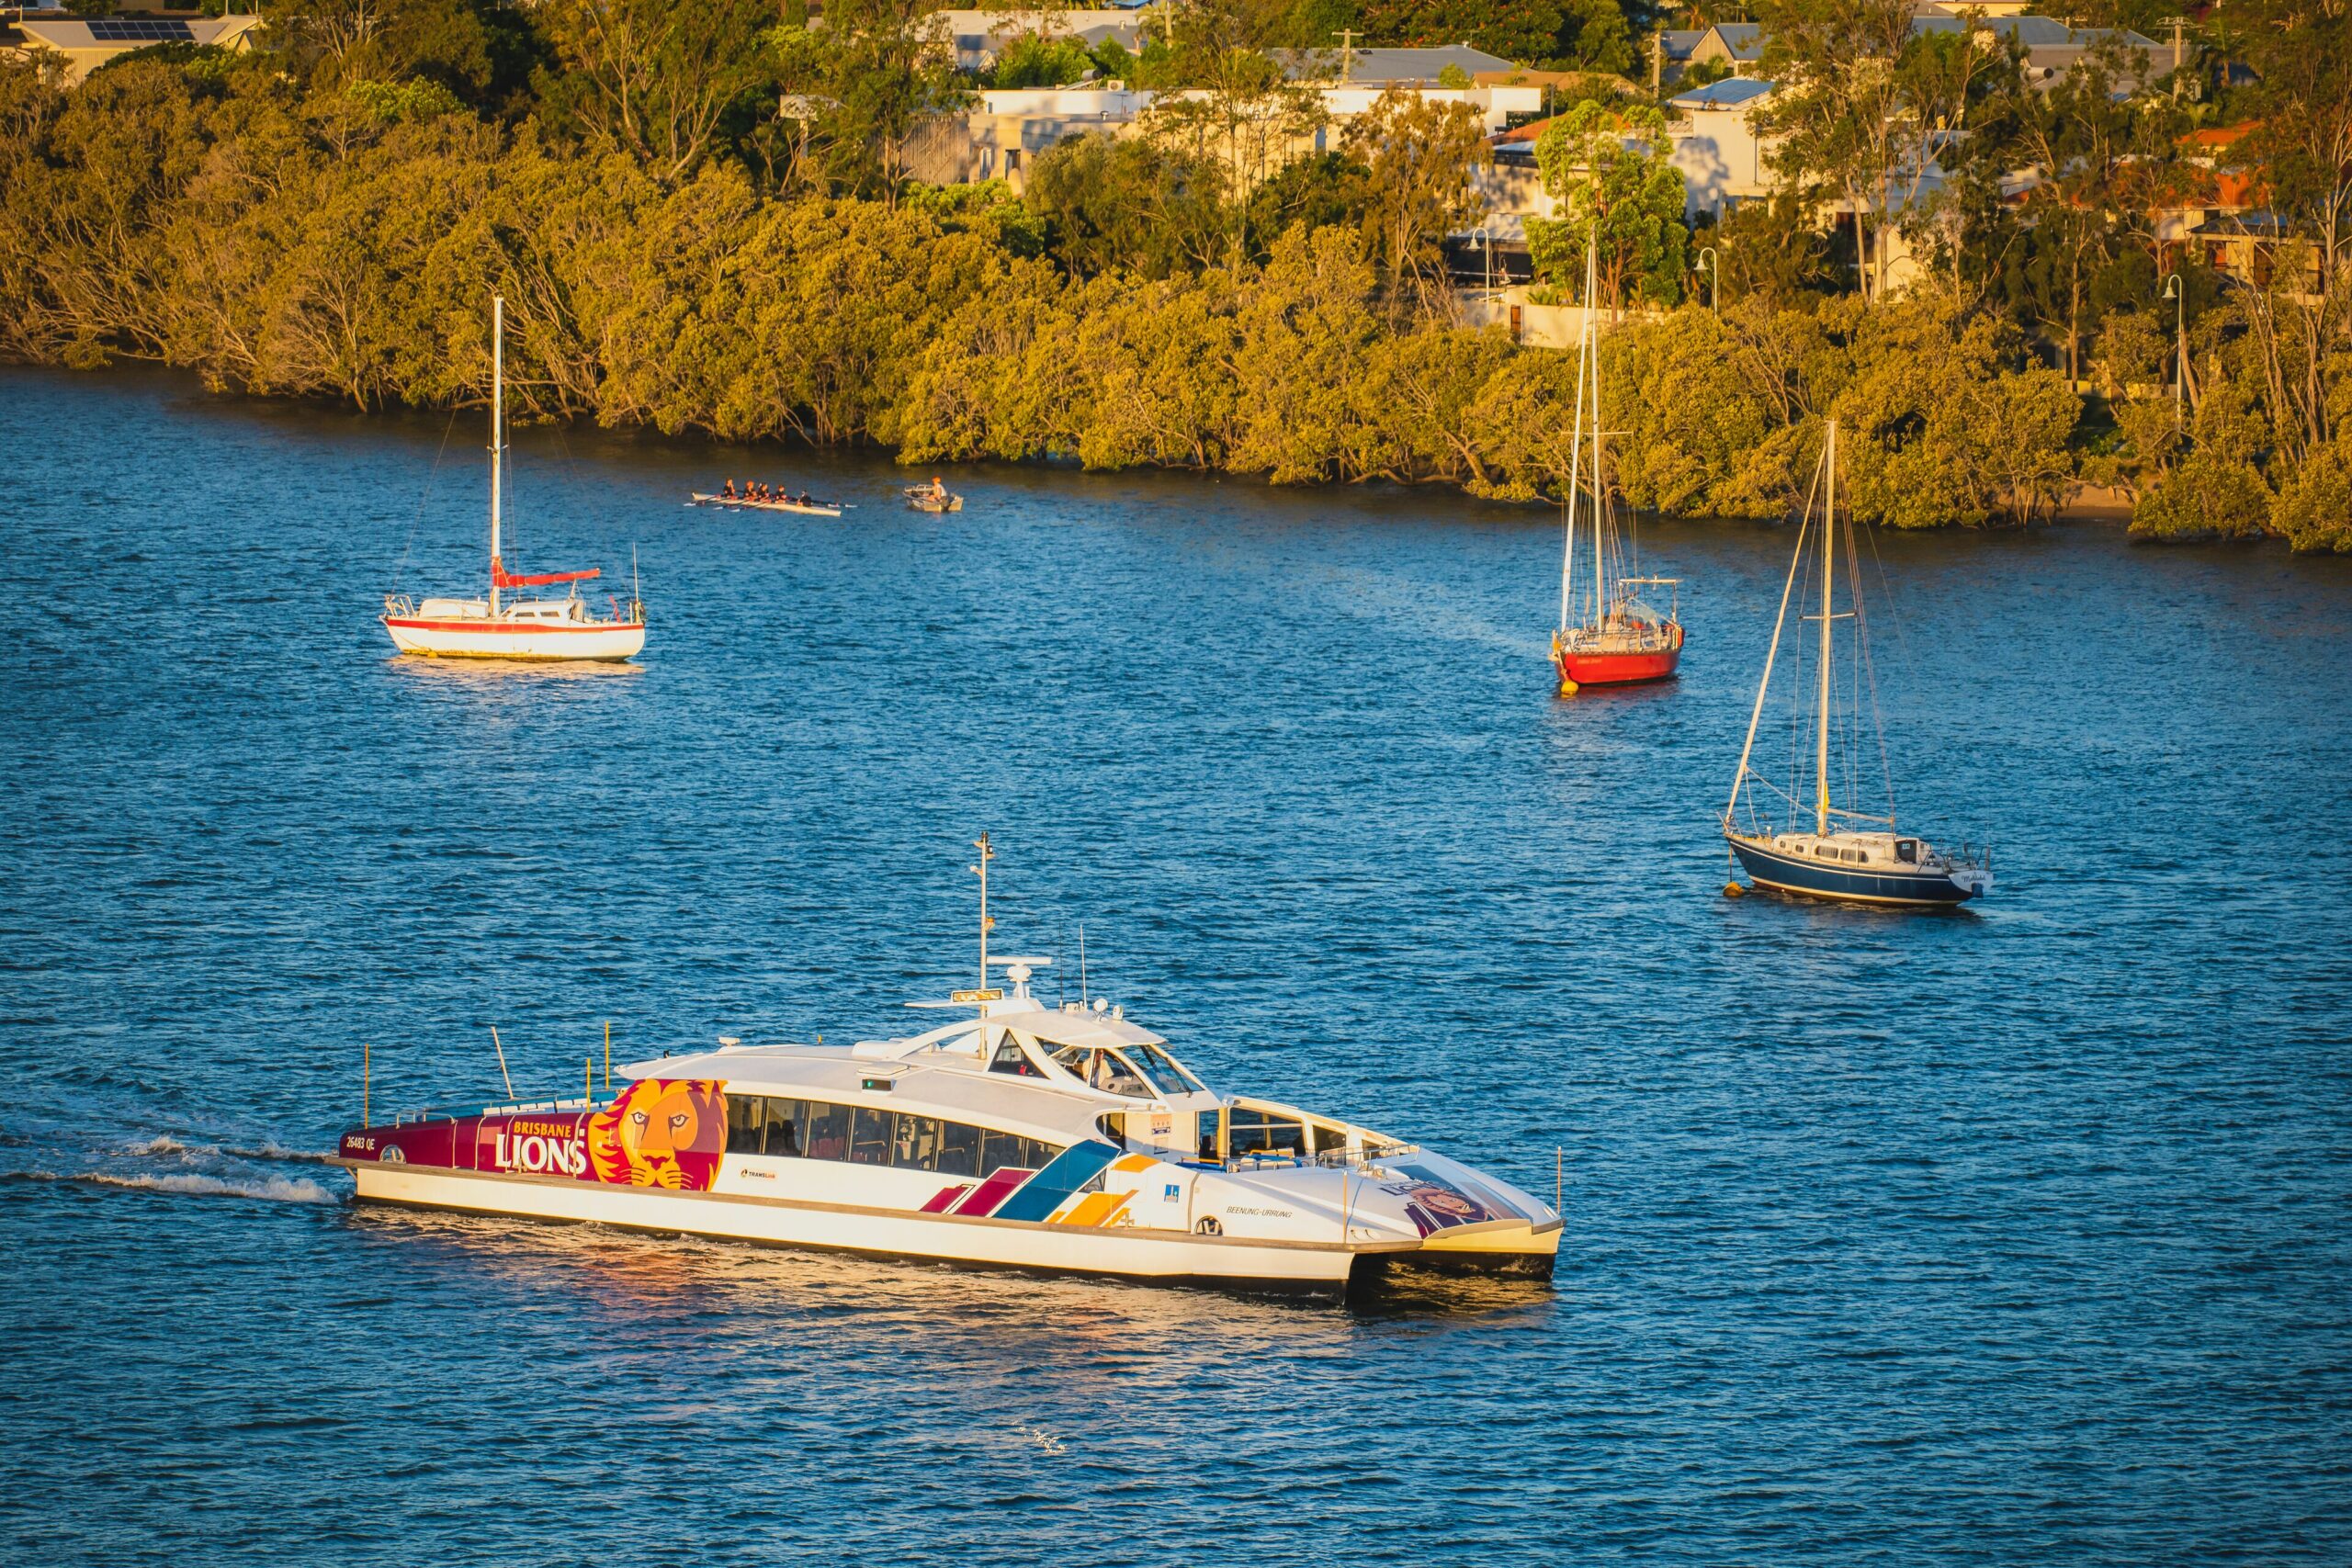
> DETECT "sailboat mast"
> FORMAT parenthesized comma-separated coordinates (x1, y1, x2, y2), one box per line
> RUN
(1586, 237, 1603, 627)
(1557, 253, 1589, 633)
(1816, 419, 1836, 838)
(489, 295, 504, 617)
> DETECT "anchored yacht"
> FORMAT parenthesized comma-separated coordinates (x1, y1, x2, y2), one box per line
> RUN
(334, 845, 1559, 1294)
(382, 297, 645, 662)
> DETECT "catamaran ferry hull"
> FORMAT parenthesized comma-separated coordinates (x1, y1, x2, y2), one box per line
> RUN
(339, 1158, 1453, 1293)
(1727, 834, 1983, 907)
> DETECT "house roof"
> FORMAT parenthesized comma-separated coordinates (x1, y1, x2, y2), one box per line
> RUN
(1657, 28, 1707, 62)
(15, 16, 260, 49)
(1670, 75, 1776, 108)
(1278, 43, 1519, 83)
(1707, 22, 1766, 62)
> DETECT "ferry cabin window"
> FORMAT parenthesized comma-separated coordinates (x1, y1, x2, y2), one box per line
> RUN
(727, 1094, 768, 1155)
(849, 1106, 894, 1165)
(805, 1102, 852, 1161)
(763, 1098, 805, 1157)
(938, 1119, 981, 1177)
(892, 1114, 943, 1172)
(1228, 1107, 1306, 1157)
(989, 1039, 1043, 1077)
(1895, 839, 1918, 863)
(1130, 1042, 1206, 1094)
(980, 1127, 1046, 1175)
(1052, 1045, 1150, 1098)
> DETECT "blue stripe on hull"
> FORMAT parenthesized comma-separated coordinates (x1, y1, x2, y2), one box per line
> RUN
(1728, 840, 1977, 906)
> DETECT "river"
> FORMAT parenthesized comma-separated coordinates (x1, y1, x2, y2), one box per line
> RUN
(4, 367, 2348, 1563)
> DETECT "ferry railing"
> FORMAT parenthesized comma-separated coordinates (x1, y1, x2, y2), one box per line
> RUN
(1218, 1143, 1421, 1172)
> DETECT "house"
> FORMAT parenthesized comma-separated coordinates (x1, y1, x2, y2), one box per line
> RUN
(1665, 76, 1778, 220)
(1652, 28, 1707, 90)
(1687, 22, 1767, 76)
(4, 12, 262, 85)
(933, 8, 1151, 74)
(1273, 44, 1518, 85)
(1683, 14, 2167, 92)
(908, 80, 1540, 192)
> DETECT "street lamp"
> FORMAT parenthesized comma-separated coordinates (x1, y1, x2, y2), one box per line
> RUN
(1696, 245, 1718, 314)
(2161, 272, 2185, 433)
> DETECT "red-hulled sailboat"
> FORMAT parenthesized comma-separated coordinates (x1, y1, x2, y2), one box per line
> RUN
(1549, 237, 1683, 695)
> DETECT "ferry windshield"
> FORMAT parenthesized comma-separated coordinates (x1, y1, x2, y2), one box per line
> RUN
(1128, 1042, 1206, 1094)
(1051, 1045, 1152, 1097)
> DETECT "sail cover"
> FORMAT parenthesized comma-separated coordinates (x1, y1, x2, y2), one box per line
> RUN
(491, 559, 599, 589)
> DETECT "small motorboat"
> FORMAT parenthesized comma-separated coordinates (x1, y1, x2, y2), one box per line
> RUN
(690, 491, 844, 518)
(905, 479, 963, 513)
(1721, 419, 1990, 907)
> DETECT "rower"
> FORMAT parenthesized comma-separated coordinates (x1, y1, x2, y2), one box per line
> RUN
(722, 479, 736, 500)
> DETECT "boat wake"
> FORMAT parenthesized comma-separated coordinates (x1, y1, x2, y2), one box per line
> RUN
(5, 1168, 335, 1203)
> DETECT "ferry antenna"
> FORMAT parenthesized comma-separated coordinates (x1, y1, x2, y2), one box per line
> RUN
(970, 833, 996, 994)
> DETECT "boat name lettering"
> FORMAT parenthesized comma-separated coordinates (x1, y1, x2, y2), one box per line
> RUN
(493, 1128, 589, 1177)
(1224, 1205, 1294, 1218)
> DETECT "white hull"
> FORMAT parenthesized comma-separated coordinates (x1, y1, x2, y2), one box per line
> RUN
(348, 1160, 1379, 1289)
(384, 616, 645, 662)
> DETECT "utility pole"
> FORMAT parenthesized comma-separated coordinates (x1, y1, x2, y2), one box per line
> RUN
(1332, 27, 1358, 85)
(2162, 273, 2186, 433)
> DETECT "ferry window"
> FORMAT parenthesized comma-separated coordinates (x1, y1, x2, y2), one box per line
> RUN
(804, 1101, 852, 1161)
(979, 1127, 1029, 1176)
(938, 1120, 980, 1177)
(1313, 1124, 1348, 1156)
(1100, 1051, 1153, 1098)
(849, 1107, 893, 1165)
(1131, 1043, 1205, 1094)
(989, 1040, 1043, 1077)
(1228, 1108, 1305, 1157)
(892, 1115, 943, 1171)
(1199, 1110, 1222, 1161)
(764, 1099, 805, 1158)
(1895, 840, 1918, 863)
(727, 1094, 767, 1156)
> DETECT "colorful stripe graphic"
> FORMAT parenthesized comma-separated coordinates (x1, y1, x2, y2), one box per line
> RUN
(920, 1184, 972, 1214)
(1052, 1190, 1132, 1228)
(994, 1141, 1122, 1224)
(950, 1167, 1035, 1217)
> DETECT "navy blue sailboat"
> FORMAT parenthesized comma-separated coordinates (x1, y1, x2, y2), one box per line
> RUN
(1722, 420, 1990, 908)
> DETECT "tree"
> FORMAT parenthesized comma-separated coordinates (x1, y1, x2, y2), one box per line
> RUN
(1753, 0, 2001, 301)
(1526, 98, 1688, 309)
(1341, 85, 1488, 317)
(1138, 1, 1325, 267)
(540, 0, 782, 185)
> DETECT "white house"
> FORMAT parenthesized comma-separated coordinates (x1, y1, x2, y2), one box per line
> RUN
(1667, 76, 1779, 220)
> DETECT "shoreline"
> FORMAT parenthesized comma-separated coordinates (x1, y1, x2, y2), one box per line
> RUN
(0, 358, 2238, 544)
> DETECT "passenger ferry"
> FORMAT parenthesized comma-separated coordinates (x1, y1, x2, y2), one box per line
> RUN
(334, 852, 1559, 1294)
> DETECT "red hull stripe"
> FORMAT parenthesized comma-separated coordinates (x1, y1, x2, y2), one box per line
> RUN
(920, 1184, 973, 1213)
(384, 618, 645, 635)
(950, 1168, 1035, 1217)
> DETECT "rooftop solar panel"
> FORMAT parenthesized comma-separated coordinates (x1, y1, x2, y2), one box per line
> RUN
(85, 20, 198, 41)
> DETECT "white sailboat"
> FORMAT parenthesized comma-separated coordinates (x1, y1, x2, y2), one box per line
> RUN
(382, 298, 645, 662)
(1722, 419, 1990, 907)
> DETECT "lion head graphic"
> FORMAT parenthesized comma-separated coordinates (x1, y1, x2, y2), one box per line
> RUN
(588, 1078, 724, 1190)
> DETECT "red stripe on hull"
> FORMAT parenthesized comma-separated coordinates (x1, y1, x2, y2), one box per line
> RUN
(383, 618, 647, 635)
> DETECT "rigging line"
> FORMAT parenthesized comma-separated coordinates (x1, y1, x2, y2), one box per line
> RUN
(1849, 509, 1897, 827)
(1727, 448, 1823, 830)
(393, 401, 466, 592)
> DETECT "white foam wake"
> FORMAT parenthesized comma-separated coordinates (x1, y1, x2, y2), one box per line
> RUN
(76, 1170, 335, 1203)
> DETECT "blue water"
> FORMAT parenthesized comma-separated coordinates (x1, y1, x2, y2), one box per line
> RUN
(4, 367, 2349, 1563)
